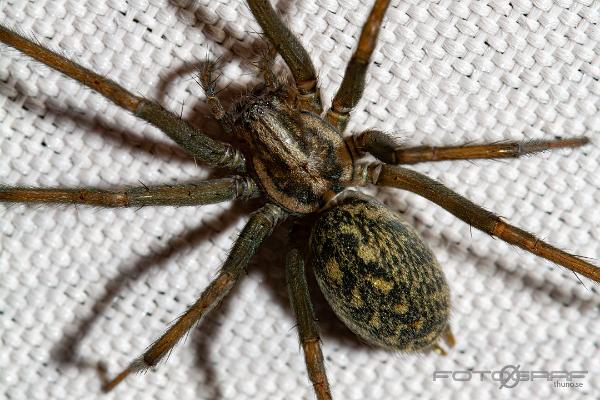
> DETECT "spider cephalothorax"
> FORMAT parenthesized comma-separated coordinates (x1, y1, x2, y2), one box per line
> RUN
(231, 85, 354, 213)
(1, 0, 598, 399)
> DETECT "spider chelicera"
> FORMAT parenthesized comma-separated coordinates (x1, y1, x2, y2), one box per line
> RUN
(1, 0, 598, 399)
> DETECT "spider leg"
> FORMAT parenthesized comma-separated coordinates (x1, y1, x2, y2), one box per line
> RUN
(286, 248, 332, 400)
(0, 26, 245, 171)
(325, 0, 391, 133)
(0, 177, 259, 207)
(354, 163, 600, 283)
(247, 0, 322, 113)
(351, 130, 590, 164)
(103, 203, 287, 391)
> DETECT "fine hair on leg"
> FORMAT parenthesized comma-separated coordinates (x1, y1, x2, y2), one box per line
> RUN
(0, 177, 259, 207)
(350, 131, 590, 165)
(247, 0, 322, 113)
(0, 26, 245, 171)
(355, 163, 600, 283)
(286, 248, 332, 400)
(103, 203, 287, 391)
(326, 0, 391, 133)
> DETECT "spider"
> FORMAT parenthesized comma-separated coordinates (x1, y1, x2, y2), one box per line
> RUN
(1, 0, 599, 399)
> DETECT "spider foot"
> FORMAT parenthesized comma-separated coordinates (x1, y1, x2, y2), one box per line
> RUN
(101, 363, 137, 392)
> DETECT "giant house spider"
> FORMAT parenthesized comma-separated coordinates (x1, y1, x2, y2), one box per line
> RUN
(1, 0, 599, 399)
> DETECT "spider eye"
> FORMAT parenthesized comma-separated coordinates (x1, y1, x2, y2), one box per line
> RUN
(309, 194, 450, 352)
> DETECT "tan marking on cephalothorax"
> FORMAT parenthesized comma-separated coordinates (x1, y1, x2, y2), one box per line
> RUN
(253, 159, 320, 213)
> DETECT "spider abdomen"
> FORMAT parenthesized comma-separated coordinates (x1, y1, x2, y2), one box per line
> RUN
(309, 195, 450, 351)
(235, 92, 353, 213)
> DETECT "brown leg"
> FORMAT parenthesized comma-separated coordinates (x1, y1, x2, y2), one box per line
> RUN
(352, 131, 590, 164)
(247, 0, 322, 113)
(326, 0, 391, 132)
(357, 163, 600, 283)
(103, 203, 286, 391)
(286, 248, 332, 400)
(0, 26, 245, 171)
(0, 177, 258, 207)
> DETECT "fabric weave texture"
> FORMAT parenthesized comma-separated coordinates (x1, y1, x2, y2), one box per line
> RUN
(1, 0, 599, 399)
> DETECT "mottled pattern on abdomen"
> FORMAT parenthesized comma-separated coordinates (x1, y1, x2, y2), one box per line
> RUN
(309, 195, 450, 351)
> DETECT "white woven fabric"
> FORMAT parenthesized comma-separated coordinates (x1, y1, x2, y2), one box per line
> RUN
(1, 0, 599, 399)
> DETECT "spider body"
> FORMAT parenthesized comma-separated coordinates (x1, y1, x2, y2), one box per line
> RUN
(233, 87, 354, 213)
(310, 194, 450, 351)
(1, 0, 599, 399)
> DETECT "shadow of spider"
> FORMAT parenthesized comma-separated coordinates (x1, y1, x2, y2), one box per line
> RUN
(1, 0, 599, 399)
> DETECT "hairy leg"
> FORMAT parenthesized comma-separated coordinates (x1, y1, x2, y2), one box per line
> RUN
(354, 163, 600, 283)
(0, 177, 258, 207)
(286, 248, 332, 400)
(326, 0, 391, 133)
(103, 203, 286, 391)
(351, 130, 590, 164)
(247, 0, 322, 113)
(0, 26, 245, 171)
